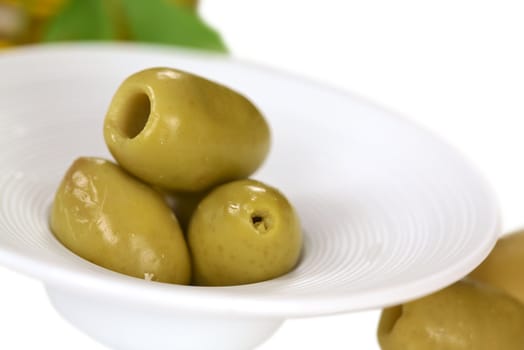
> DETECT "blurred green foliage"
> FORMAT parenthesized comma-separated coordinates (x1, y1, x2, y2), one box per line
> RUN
(0, 0, 227, 52)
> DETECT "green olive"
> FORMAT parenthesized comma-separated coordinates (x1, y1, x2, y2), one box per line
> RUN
(103, 67, 270, 193)
(50, 157, 191, 284)
(164, 190, 208, 232)
(469, 230, 524, 304)
(188, 179, 302, 286)
(378, 280, 524, 350)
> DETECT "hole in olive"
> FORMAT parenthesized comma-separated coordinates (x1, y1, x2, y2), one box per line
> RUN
(251, 215, 263, 224)
(251, 211, 272, 234)
(118, 92, 151, 139)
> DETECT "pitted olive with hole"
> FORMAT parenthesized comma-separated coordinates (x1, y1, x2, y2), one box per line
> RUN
(104, 67, 271, 193)
(188, 179, 302, 286)
(469, 229, 524, 304)
(50, 157, 191, 284)
(378, 280, 524, 350)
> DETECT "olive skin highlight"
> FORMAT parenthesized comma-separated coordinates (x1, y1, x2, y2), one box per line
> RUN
(378, 280, 524, 350)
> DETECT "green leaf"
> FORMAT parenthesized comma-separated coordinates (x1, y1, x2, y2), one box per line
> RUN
(43, 0, 118, 41)
(120, 0, 227, 52)
(42, 0, 227, 53)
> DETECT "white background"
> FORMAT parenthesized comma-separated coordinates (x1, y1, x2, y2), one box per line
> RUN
(1, 1, 524, 348)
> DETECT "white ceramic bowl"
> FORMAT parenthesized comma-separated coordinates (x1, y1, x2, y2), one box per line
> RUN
(0, 44, 500, 350)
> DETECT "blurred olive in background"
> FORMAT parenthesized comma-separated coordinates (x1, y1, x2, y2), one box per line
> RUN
(469, 229, 524, 304)
(378, 280, 524, 350)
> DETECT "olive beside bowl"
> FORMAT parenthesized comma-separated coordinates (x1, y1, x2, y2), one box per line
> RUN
(0, 45, 500, 350)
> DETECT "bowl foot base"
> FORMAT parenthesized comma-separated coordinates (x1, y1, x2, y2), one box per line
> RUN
(46, 286, 284, 350)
